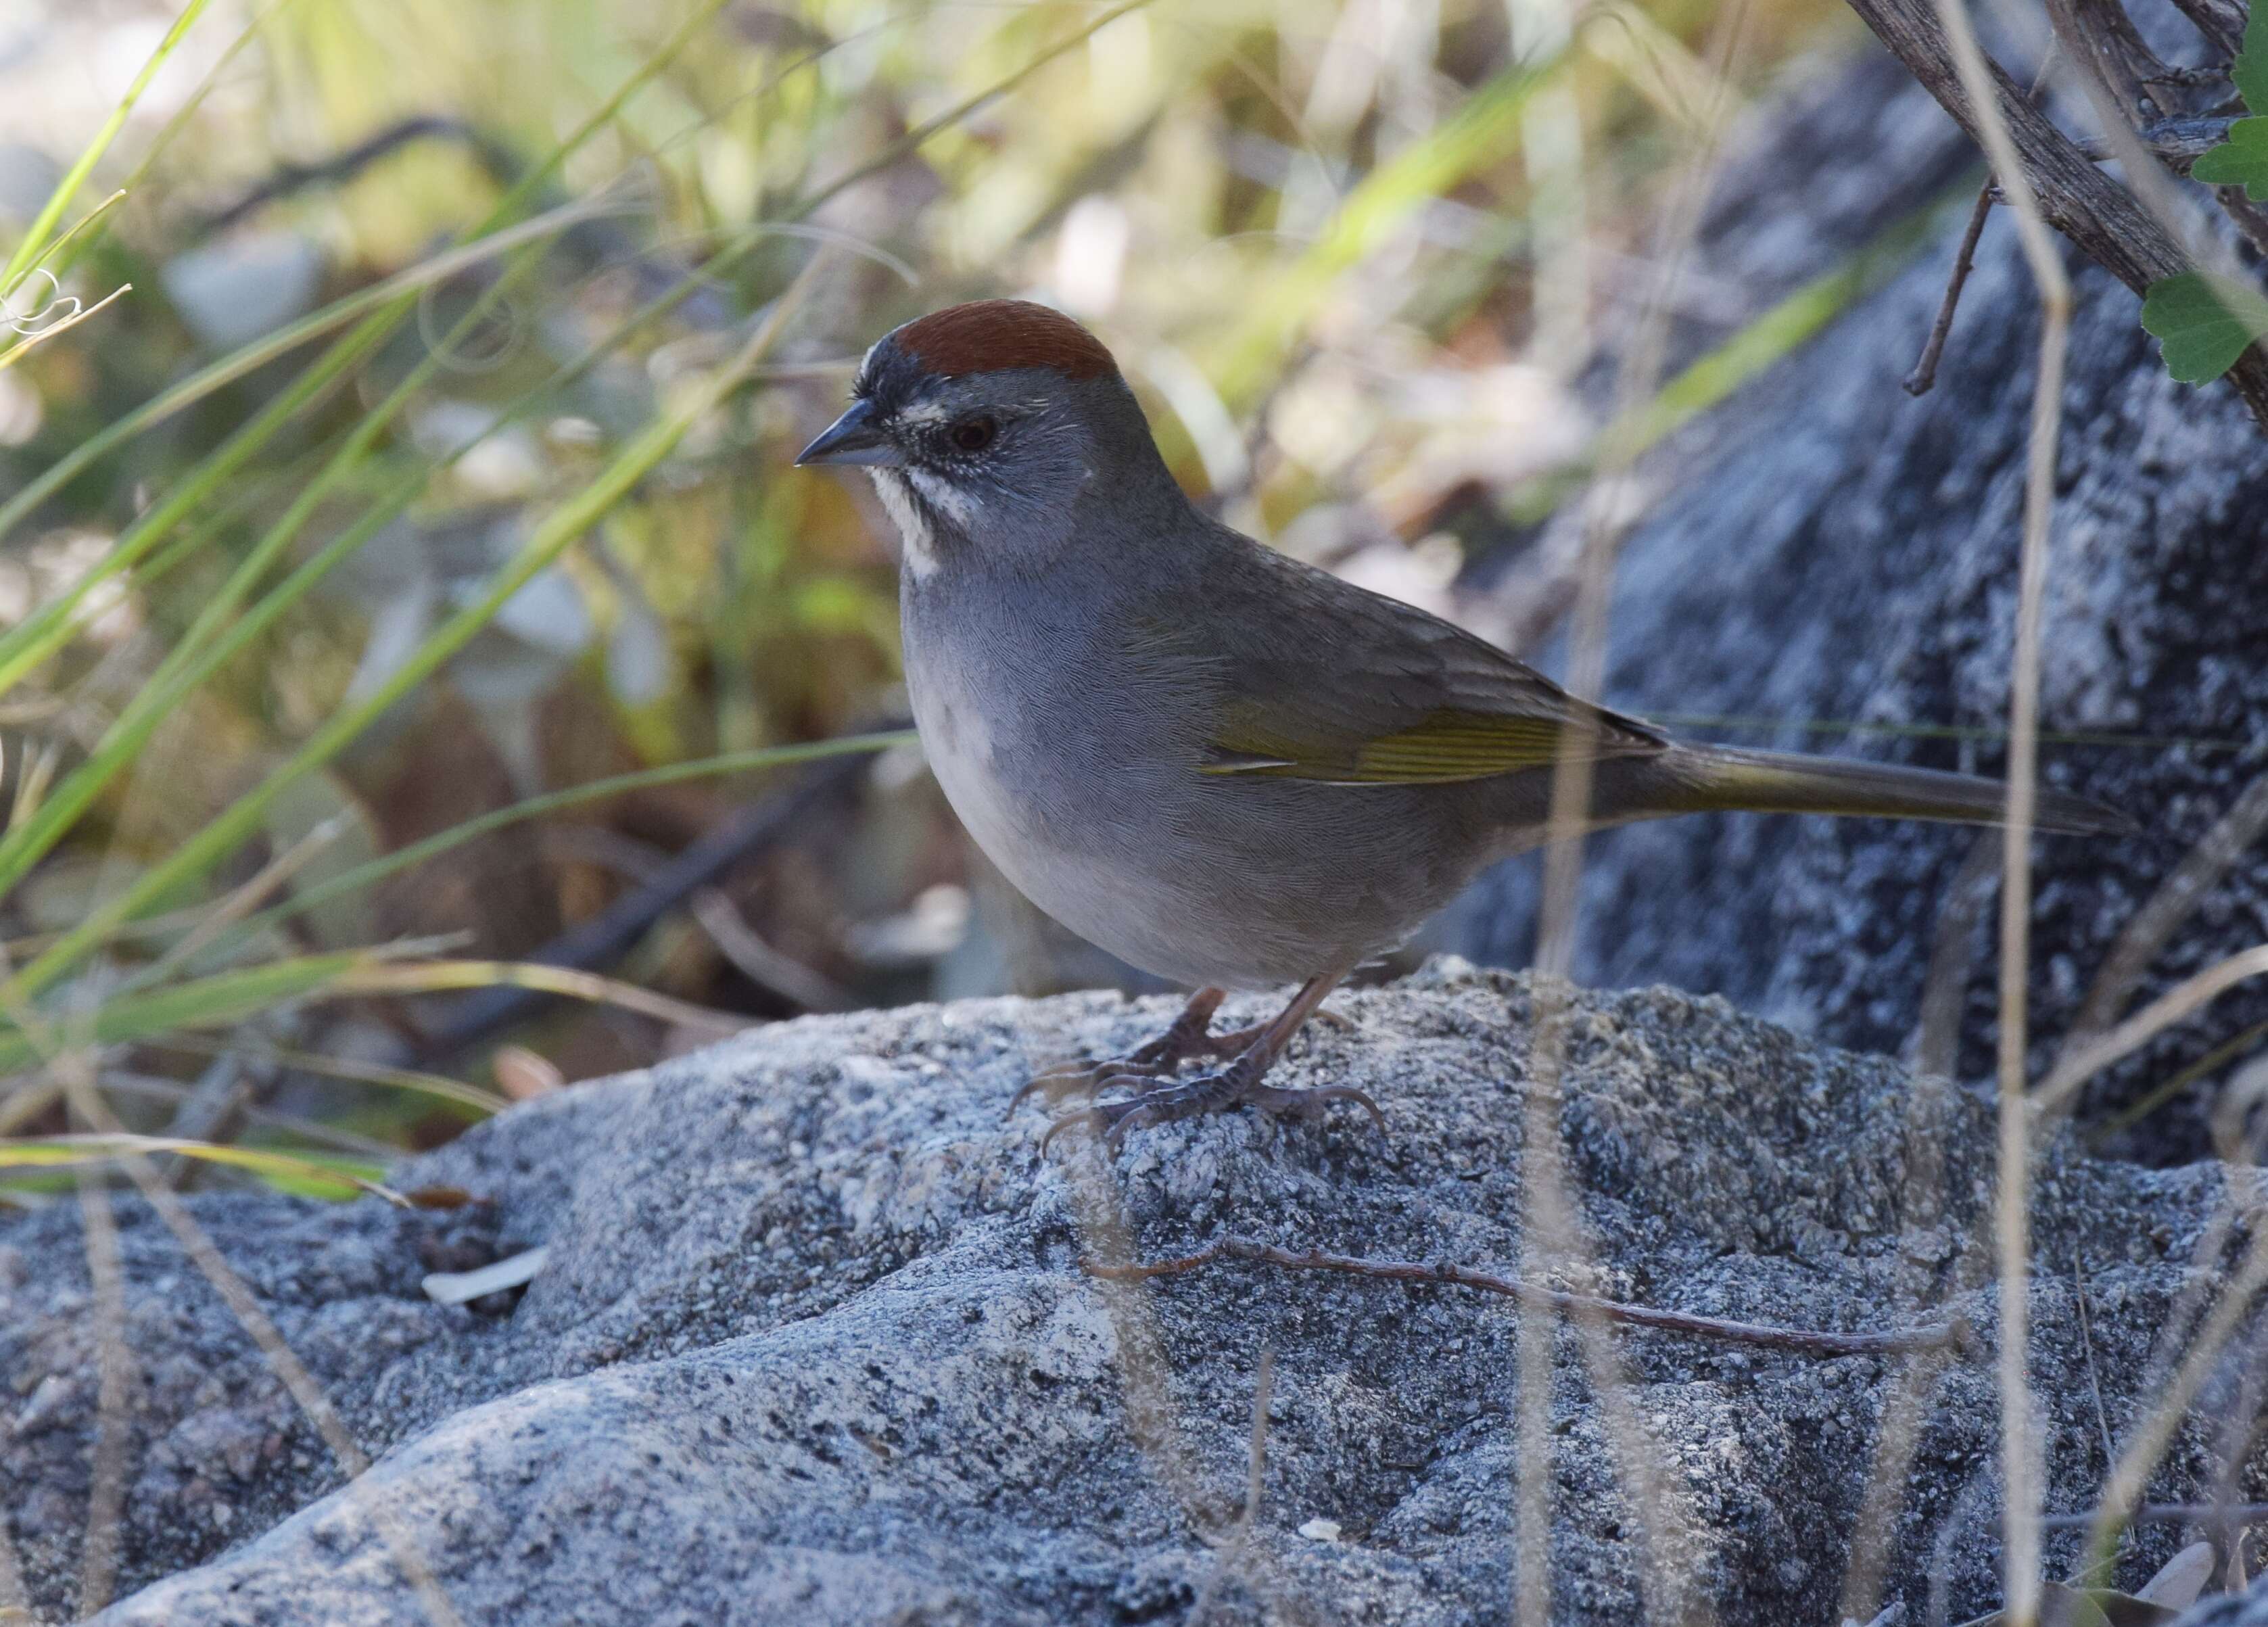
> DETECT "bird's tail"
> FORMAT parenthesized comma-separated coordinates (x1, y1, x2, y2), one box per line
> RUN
(1654, 744, 2133, 836)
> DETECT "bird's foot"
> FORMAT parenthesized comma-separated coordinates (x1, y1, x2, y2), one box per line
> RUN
(1009, 1038, 1177, 1116)
(1039, 1045, 1385, 1156)
(1010, 995, 1256, 1115)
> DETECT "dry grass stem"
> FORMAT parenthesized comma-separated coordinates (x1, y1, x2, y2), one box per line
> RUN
(0, 281, 132, 371)
(2036, 944, 2268, 1115)
(1837, 1346, 1962, 1623)
(95, 1070, 401, 1158)
(72, 1165, 133, 1617)
(1924, 0, 2072, 1611)
(62, 1083, 465, 1626)
(147, 1033, 508, 1114)
(335, 958, 753, 1036)
(1187, 1346, 1275, 1627)
(1051, 1137, 1236, 1604)
(2082, 1223, 2268, 1571)
(2066, 770, 2268, 1053)
(143, 816, 350, 985)
(2069, 1246, 2118, 1471)
(1513, 0, 1757, 1615)
(1839, 873, 1985, 1626)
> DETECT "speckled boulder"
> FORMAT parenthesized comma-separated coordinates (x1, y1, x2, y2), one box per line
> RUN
(3, 961, 2256, 1624)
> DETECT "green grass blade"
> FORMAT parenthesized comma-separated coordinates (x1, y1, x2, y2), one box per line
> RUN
(1614, 191, 1950, 450)
(0, 951, 371, 1070)
(1211, 46, 1565, 404)
(7, 254, 831, 1000)
(44, 0, 309, 284)
(0, 196, 619, 696)
(145, 235, 559, 684)
(0, 221, 782, 902)
(0, 0, 740, 694)
(0, 1135, 398, 1203)
(0, 0, 218, 293)
(210, 731, 915, 962)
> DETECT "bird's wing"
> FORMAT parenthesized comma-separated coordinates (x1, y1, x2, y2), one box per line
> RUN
(1187, 543, 1667, 786)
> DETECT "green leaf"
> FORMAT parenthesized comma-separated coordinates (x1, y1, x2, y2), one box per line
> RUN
(2235, 0, 2268, 112)
(2140, 270, 2268, 383)
(2190, 116, 2268, 199)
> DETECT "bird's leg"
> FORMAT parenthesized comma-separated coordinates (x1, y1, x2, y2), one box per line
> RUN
(1040, 970, 1384, 1154)
(1010, 987, 1227, 1113)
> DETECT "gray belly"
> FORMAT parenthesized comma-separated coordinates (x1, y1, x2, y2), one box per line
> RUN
(906, 635, 1490, 990)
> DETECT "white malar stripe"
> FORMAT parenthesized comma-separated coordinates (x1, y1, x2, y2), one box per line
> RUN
(903, 467, 979, 530)
(870, 469, 939, 578)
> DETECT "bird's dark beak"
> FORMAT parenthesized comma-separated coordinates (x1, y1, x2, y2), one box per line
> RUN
(795, 399, 899, 467)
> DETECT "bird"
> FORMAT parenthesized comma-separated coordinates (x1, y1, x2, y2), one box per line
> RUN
(797, 298, 2129, 1153)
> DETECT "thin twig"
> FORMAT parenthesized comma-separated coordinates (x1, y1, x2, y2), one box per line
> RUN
(538, 824, 853, 1013)
(414, 748, 869, 1058)
(1088, 1238, 1964, 1358)
(1906, 181, 1995, 396)
(1842, 0, 2268, 425)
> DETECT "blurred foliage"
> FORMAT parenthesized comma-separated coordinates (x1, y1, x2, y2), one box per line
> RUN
(0, 0, 1870, 1186)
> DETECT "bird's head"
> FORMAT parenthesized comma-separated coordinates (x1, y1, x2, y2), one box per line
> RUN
(797, 300, 1171, 577)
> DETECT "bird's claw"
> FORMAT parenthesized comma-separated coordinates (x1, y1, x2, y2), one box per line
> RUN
(1007, 1056, 1167, 1116)
(1242, 1079, 1387, 1136)
(1035, 1068, 1386, 1156)
(1010, 1012, 1242, 1116)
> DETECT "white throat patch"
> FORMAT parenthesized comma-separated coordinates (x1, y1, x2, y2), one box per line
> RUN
(867, 469, 939, 579)
(869, 467, 985, 580)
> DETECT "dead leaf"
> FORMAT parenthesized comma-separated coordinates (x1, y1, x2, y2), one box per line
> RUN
(492, 1045, 564, 1101)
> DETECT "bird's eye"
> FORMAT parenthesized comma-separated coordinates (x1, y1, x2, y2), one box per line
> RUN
(949, 415, 998, 453)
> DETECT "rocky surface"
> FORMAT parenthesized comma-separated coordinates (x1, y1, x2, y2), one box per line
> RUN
(1464, 41, 2268, 1166)
(2180, 1576, 2268, 1626)
(3, 962, 2259, 1624)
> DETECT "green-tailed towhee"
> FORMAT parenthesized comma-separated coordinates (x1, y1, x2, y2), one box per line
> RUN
(797, 299, 2127, 1152)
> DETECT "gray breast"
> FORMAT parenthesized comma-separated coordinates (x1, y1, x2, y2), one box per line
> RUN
(899, 571, 1491, 989)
